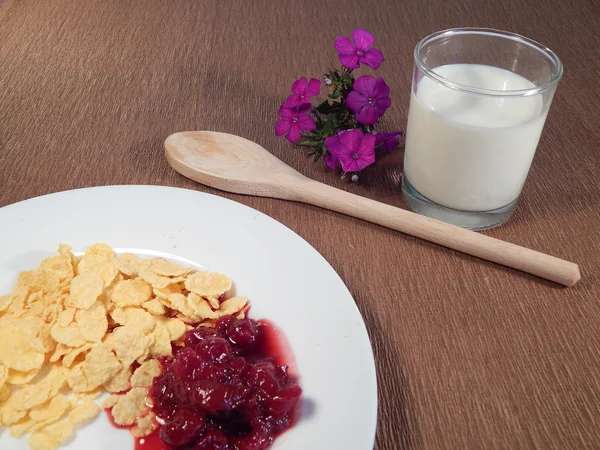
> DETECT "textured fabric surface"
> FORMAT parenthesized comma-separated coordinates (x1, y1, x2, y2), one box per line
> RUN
(1, 1, 600, 449)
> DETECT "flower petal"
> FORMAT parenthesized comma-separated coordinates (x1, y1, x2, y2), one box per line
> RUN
(275, 119, 291, 136)
(352, 28, 374, 51)
(285, 124, 302, 143)
(360, 133, 377, 162)
(346, 90, 366, 114)
(353, 75, 377, 97)
(337, 153, 356, 173)
(323, 153, 339, 170)
(334, 36, 355, 54)
(278, 104, 294, 119)
(373, 96, 392, 116)
(283, 94, 303, 108)
(372, 77, 391, 98)
(295, 103, 312, 116)
(305, 78, 321, 97)
(296, 114, 316, 132)
(290, 77, 308, 95)
(338, 129, 364, 153)
(361, 49, 385, 70)
(339, 53, 360, 69)
(355, 105, 379, 125)
(324, 135, 344, 156)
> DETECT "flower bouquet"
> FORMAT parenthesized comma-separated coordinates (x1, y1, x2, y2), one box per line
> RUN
(275, 28, 402, 182)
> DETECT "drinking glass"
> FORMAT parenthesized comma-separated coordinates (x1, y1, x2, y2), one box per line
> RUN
(402, 28, 563, 230)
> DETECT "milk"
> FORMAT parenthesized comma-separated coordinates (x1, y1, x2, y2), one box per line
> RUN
(404, 64, 547, 212)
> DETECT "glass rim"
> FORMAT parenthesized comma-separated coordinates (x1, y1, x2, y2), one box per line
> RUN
(414, 27, 563, 97)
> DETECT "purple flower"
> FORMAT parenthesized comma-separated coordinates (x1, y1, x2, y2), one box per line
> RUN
(324, 129, 376, 173)
(375, 131, 403, 151)
(346, 76, 391, 125)
(334, 29, 385, 70)
(284, 77, 321, 107)
(275, 103, 316, 143)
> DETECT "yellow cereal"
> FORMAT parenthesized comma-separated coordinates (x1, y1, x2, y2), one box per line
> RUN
(67, 272, 103, 309)
(111, 387, 148, 426)
(110, 326, 153, 367)
(68, 400, 100, 426)
(0, 330, 45, 372)
(186, 293, 218, 319)
(85, 243, 114, 258)
(110, 278, 152, 307)
(56, 309, 76, 327)
(157, 317, 187, 341)
(11, 366, 67, 411)
(10, 417, 37, 437)
(1, 400, 27, 425)
(29, 394, 71, 422)
(29, 421, 74, 450)
(50, 322, 86, 348)
(0, 242, 257, 449)
(218, 296, 249, 316)
(153, 283, 182, 300)
(77, 254, 118, 288)
(62, 344, 94, 368)
(49, 345, 71, 364)
(149, 321, 173, 358)
(100, 394, 120, 409)
(103, 366, 132, 393)
(75, 302, 108, 342)
(113, 253, 152, 277)
(132, 412, 158, 438)
(0, 294, 13, 312)
(0, 384, 9, 402)
(0, 363, 7, 387)
(139, 270, 171, 289)
(6, 367, 41, 385)
(111, 307, 155, 334)
(185, 271, 232, 297)
(149, 259, 193, 277)
(80, 347, 121, 392)
(131, 360, 162, 388)
(38, 255, 73, 282)
(142, 299, 165, 315)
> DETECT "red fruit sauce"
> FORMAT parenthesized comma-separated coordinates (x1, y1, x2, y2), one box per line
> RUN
(106, 317, 301, 450)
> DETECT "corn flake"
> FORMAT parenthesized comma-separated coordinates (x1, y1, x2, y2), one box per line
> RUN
(67, 272, 103, 309)
(29, 421, 74, 450)
(131, 360, 162, 388)
(111, 387, 148, 426)
(110, 278, 152, 307)
(68, 400, 100, 426)
(185, 271, 232, 297)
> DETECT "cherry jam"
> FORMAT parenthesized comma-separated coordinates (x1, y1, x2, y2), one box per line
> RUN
(144, 316, 302, 450)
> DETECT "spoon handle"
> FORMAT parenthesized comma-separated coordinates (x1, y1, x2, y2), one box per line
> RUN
(292, 179, 580, 286)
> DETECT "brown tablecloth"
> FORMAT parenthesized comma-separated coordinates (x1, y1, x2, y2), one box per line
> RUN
(1, 1, 600, 448)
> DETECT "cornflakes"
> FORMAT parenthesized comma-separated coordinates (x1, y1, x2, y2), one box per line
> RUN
(185, 271, 232, 297)
(0, 243, 255, 450)
(111, 387, 148, 426)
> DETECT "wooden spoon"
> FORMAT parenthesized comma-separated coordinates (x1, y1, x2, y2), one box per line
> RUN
(165, 131, 581, 286)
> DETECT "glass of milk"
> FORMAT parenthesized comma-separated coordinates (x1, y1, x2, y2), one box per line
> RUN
(402, 28, 563, 230)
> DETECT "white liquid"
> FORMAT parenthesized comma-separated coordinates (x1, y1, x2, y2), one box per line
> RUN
(404, 64, 547, 212)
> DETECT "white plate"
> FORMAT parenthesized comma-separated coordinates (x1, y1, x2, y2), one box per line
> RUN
(0, 185, 377, 450)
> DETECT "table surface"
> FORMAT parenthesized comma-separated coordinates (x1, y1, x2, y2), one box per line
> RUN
(1, 0, 600, 448)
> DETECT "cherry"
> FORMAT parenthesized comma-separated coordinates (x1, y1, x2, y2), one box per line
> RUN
(159, 408, 206, 447)
(191, 381, 250, 413)
(185, 326, 219, 346)
(226, 319, 259, 349)
(192, 430, 230, 450)
(197, 336, 232, 363)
